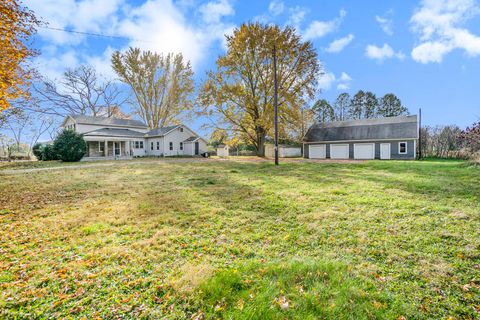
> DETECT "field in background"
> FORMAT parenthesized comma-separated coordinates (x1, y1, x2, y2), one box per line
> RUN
(1, 159, 479, 319)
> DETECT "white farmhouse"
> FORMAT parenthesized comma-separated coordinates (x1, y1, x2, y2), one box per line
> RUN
(61, 115, 208, 160)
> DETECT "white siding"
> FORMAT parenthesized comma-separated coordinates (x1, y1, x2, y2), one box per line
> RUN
(145, 137, 164, 156)
(162, 126, 207, 156)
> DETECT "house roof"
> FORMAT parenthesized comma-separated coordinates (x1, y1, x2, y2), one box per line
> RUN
(146, 125, 180, 137)
(304, 115, 418, 142)
(183, 136, 199, 142)
(83, 128, 146, 138)
(70, 115, 148, 128)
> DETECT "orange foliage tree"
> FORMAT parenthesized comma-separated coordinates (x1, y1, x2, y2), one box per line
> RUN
(0, 0, 40, 112)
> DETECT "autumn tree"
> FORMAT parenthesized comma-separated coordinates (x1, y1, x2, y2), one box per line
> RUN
(462, 122, 480, 152)
(198, 23, 320, 156)
(377, 93, 408, 117)
(112, 48, 194, 129)
(0, 0, 40, 112)
(312, 99, 335, 122)
(34, 65, 128, 118)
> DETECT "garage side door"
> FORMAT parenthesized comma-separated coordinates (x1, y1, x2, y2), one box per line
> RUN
(309, 144, 326, 159)
(330, 144, 349, 159)
(354, 143, 375, 159)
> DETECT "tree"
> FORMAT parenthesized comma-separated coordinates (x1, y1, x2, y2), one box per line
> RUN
(377, 93, 408, 117)
(0, 0, 40, 112)
(333, 92, 350, 121)
(53, 130, 87, 162)
(462, 122, 480, 152)
(198, 23, 321, 156)
(112, 48, 194, 129)
(364, 91, 378, 119)
(34, 65, 128, 118)
(312, 99, 335, 122)
(349, 90, 366, 119)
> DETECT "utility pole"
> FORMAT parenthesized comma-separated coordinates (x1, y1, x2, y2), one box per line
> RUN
(273, 45, 279, 165)
(418, 108, 422, 159)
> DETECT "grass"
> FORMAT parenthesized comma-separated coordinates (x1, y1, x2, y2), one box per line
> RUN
(0, 158, 479, 319)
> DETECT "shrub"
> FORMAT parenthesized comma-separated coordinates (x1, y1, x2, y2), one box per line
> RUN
(53, 130, 87, 162)
(32, 143, 44, 160)
(42, 144, 58, 161)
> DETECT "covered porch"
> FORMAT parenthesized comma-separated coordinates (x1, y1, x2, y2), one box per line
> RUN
(84, 139, 134, 160)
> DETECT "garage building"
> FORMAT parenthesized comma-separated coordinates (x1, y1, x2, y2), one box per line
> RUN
(303, 115, 418, 160)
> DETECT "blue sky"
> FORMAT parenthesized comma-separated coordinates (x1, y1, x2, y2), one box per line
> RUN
(28, 0, 480, 135)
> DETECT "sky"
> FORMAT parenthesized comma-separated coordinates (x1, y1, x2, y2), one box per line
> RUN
(27, 0, 480, 136)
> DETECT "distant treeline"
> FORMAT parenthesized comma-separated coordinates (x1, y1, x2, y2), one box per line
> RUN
(313, 91, 409, 122)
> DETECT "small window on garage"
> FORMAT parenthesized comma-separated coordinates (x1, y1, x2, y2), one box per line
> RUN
(179, 127, 183, 132)
(180, 142, 183, 150)
(169, 142, 173, 150)
(156, 141, 160, 150)
(399, 142, 407, 154)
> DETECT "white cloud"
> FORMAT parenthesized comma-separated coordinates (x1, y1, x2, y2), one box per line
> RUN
(287, 6, 308, 26)
(375, 10, 394, 36)
(325, 34, 354, 53)
(268, 0, 285, 16)
(317, 72, 336, 91)
(198, 0, 234, 24)
(303, 9, 346, 40)
(318, 71, 352, 91)
(410, 0, 480, 63)
(365, 43, 405, 61)
(339, 72, 352, 82)
(29, 0, 123, 45)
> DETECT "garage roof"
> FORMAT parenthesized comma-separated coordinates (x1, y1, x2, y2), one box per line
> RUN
(304, 115, 418, 142)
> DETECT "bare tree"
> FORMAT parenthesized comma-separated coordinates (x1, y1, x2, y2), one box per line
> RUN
(33, 65, 129, 117)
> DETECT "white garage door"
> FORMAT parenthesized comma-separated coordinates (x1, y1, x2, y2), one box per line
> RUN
(309, 144, 326, 159)
(354, 143, 375, 159)
(330, 144, 349, 159)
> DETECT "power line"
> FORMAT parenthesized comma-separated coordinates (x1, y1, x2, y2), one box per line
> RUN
(39, 26, 155, 43)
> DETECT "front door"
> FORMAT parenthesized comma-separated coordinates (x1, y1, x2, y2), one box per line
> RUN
(380, 143, 391, 160)
(194, 142, 199, 155)
(114, 142, 121, 156)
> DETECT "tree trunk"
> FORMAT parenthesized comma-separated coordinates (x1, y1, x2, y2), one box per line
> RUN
(255, 127, 266, 157)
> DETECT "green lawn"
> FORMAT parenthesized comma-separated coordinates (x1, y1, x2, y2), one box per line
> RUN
(0, 159, 479, 319)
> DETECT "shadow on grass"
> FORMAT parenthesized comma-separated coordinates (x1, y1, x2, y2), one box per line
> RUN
(187, 259, 410, 320)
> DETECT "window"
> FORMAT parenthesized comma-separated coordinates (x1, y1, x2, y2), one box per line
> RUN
(179, 127, 183, 132)
(151, 142, 154, 150)
(139, 141, 144, 149)
(134, 141, 139, 149)
(99, 141, 104, 152)
(180, 142, 183, 150)
(169, 142, 173, 150)
(399, 142, 407, 154)
(157, 141, 160, 150)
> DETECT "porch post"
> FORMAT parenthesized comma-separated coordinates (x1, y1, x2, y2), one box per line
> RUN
(104, 140, 108, 157)
(125, 140, 130, 156)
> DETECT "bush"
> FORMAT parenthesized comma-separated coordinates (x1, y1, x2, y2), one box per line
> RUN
(53, 130, 87, 162)
(32, 143, 44, 160)
(42, 144, 58, 161)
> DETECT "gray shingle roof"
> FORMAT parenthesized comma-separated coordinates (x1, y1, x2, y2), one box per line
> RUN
(71, 115, 147, 128)
(304, 115, 418, 142)
(146, 125, 179, 136)
(83, 128, 146, 138)
(183, 136, 199, 142)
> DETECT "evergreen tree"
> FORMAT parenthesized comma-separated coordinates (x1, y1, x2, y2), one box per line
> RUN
(364, 91, 378, 118)
(312, 99, 335, 122)
(377, 93, 408, 117)
(349, 90, 366, 119)
(334, 92, 350, 121)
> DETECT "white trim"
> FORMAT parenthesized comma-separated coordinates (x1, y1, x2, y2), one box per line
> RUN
(330, 144, 350, 159)
(398, 141, 407, 154)
(305, 138, 416, 144)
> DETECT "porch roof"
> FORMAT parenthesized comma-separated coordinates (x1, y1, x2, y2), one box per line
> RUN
(83, 128, 146, 138)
